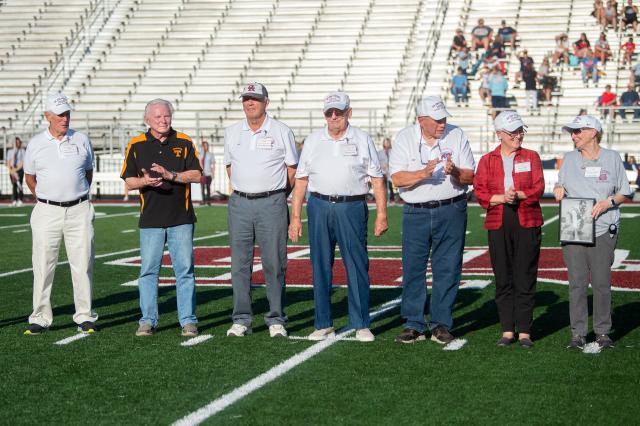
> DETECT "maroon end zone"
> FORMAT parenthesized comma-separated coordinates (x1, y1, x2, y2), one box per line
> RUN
(110, 245, 640, 291)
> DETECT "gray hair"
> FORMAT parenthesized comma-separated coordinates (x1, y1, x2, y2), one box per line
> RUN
(143, 98, 174, 119)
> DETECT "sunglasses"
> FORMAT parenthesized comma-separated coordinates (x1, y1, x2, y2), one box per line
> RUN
(502, 127, 526, 138)
(324, 108, 347, 118)
(570, 127, 591, 135)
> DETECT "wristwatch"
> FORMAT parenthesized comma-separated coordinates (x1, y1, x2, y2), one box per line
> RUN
(170, 171, 177, 182)
(609, 197, 616, 207)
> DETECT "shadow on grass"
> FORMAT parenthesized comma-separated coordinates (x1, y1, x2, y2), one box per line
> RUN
(531, 291, 569, 340)
(612, 301, 640, 341)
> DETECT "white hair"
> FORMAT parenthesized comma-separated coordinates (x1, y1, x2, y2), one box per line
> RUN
(143, 98, 174, 119)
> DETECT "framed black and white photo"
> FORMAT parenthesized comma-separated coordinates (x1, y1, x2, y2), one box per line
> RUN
(559, 197, 596, 244)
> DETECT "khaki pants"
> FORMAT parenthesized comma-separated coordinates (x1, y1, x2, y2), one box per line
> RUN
(29, 200, 97, 327)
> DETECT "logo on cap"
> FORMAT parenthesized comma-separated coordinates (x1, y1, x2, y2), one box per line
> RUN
(325, 95, 341, 103)
(247, 84, 256, 93)
(432, 102, 445, 111)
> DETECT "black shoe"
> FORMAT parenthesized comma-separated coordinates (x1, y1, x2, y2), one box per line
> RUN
(24, 323, 48, 335)
(519, 338, 534, 349)
(395, 328, 426, 344)
(567, 335, 586, 350)
(596, 334, 614, 349)
(496, 336, 516, 346)
(77, 321, 97, 334)
(430, 326, 454, 345)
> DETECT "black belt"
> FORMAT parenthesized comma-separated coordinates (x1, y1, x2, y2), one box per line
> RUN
(406, 194, 466, 209)
(37, 195, 88, 207)
(233, 188, 286, 199)
(310, 192, 367, 203)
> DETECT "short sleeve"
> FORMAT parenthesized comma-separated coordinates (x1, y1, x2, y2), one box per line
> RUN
(223, 128, 232, 166)
(365, 135, 383, 178)
(23, 142, 36, 175)
(84, 137, 95, 171)
(388, 131, 411, 176)
(120, 139, 139, 180)
(295, 140, 311, 178)
(457, 132, 476, 170)
(282, 127, 299, 166)
(185, 141, 202, 172)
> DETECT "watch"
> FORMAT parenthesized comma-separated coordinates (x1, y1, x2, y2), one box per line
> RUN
(170, 171, 177, 182)
(609, 197, 616, 207)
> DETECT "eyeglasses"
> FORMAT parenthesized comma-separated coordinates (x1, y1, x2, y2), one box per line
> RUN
(501, 127, 526, 138)
(324, 108, 347, 118)
(570, 128, 591, 135)
(419, 140, 442, 165)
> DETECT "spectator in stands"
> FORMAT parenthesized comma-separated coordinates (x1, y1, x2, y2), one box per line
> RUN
(538, 57, 556, 105)
(592, 0, 606, 24)
(289, 91, 388, 343)
(578, 108, 589, 115)
(598, 84, 617, 117)
(451, 67, 469, 106)
(621, 37, 636, 66)
(23, 92, 97, 336)
(514, 50, 534, 88)
(478, 65, 491, 104)
(390, 96, 475, 345)
(603, 0, 619, 30)
(553, 33, 570, 67)
(488, 65, 509, 118)
(457, 46, 471, 72)
(621, 0, 639, 32)
(627, 155, 640, 189)
(377, 137, 396, 202)
(523, 62, 539, 113)
(581, 49, 600, 86)
(619, 83, 640, 120)
(450, 28, 467, 56)
(574, 33, 591, 59)
(121, 98, 202, 338)
(224, 83, 298, 338)
(487, 35, 506, 63)
(471, 18, 493, 51)
(632, 61, 640, 86)
(199, 140, 215, 205)
(474, 110, 544, 349)
(594, 32, 612, 65)
(555, 115, 632, 350)
(6, 136, 25, 206)
(498, 20, 517, 49)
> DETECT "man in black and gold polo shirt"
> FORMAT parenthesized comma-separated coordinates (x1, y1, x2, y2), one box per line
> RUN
(121, 98, 202, 338)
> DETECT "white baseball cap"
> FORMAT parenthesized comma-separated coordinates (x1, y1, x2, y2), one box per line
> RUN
(323, 91, 350, 112)
(240, 82, 268, 99)
(45, 92, 72, 115)
(562, 115, 602, 133)
(494, 110, 527, 132)
(416, 96, 451, 120)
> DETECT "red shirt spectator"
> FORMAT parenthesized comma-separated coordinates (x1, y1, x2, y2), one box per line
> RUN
(474, 146, 544, 230)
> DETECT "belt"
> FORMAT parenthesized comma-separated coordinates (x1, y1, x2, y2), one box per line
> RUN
(310, 192, 367, 203)
(233, 188, 286, 199)
(406, 193, 466, 209)
(37, 195, 88, 207)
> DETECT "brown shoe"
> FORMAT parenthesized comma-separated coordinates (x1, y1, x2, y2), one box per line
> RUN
(430, 326, 454, 344)
(395, 328, 426, 344)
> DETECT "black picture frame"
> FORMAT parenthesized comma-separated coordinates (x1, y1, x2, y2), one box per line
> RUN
(559, 197, 596, 244)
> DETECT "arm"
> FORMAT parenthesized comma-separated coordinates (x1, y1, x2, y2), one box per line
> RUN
(25, 174, 37, 196)
(288, 177, 308, 242)
(85, 170, 93, 186)
(286, 164, 297, 195)
(390, 160, 438, 188)
(445, 160, 475, 185)
(370, 177, 388, 237)
(226, 165, 231, 178)
(150, 163, 201, 184)
(473, 156, 505, 208)
(516, 153, 545, 205)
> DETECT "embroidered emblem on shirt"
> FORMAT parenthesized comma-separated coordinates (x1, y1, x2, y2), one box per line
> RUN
(172, 147, 183, 157)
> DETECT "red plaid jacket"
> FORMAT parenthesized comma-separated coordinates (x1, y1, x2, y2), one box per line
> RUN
(474, 146, 544, 230)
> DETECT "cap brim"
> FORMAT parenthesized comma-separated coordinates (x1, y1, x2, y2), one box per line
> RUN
(239, 93, 266, 100)
(562, 123, 581, 133)
(323, 103, 349, 113)
(48, 105, 72, 115)
(498, 123, 527, 132)
(425, 110, 451, 120)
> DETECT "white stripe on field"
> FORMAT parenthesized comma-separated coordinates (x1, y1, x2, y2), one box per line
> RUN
(12, 229, 28, 233)
(0, 211, 140, 230)
(54, 333, 90, 345)
(542, 215, 559, 227)
(443, 339, 467, 351)
(171, 297, 401, 426)
(181, 334, 214, 347)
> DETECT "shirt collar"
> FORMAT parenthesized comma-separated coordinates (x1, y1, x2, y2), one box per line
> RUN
(242, 114, 271, 135)
(46, 129, 70, 142)
(146, 128, 176, 145)
(322, 124, 353, 142)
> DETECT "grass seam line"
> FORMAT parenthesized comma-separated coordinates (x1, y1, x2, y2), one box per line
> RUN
(171, 297, 401, 426)
(54, 333, 90, 345)
(181, 335, 214, 347)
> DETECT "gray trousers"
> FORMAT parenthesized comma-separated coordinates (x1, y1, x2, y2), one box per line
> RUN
(562, 233, 617, 337)
(228, 192, 288, 327)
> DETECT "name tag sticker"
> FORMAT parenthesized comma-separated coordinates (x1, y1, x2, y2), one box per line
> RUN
(257, 137, 274, 150)
(61, 144, 79, 157)
(514, 162, 531, 173)
(341, 144, 358, 156)
(584, 166, 601, 178)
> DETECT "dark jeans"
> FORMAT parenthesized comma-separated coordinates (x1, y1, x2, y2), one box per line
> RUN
(618, 105, 640, 119)
(487, 204, 541, 334)
(11, 169, 24, 201)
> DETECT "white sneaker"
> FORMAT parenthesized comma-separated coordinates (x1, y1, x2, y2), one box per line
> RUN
(308, 327, 335, 341)
(10, 201, 17, 206)
(355, 328, 375, 342)
(269, 324, 288, 338)
(16, 200, 23, 207)
(226, 323, 251, 337)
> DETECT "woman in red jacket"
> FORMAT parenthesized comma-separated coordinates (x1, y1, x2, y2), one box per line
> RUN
(473, 111, 544, 348)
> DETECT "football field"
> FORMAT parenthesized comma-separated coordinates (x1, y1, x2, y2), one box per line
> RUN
(1, 202, 639, 425)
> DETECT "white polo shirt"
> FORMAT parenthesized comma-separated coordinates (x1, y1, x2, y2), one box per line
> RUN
(223, 114, 298, 193)
(296, 125, 383, 195)
(24, 128, 94, 202)
(7, 147, 25, 168)
(389, 123, 475, 203)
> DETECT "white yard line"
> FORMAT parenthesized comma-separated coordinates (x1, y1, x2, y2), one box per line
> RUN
(542, 215, 559, 227)
(12, 229, 28, 233)
(171, 297, 401, 426)
(181, 335, 214, 347)
(0, 211, 140, 230)
(54, 333, 90, 345)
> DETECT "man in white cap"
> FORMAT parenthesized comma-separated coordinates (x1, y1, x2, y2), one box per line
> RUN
(23, 92, 98, 335)
(554, 115, 632, 350)
(289, 91, 388, 342)
(389, 95, 475, 344)
(224, 82, 299, 338)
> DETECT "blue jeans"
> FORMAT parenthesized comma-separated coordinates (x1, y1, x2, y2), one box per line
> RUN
(582, 66, 598, 83)
(307, 195, 370, 330)
(138, 224, 197, 327)
(400, 199, 468, 332)
(452, 86, 468, 103)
